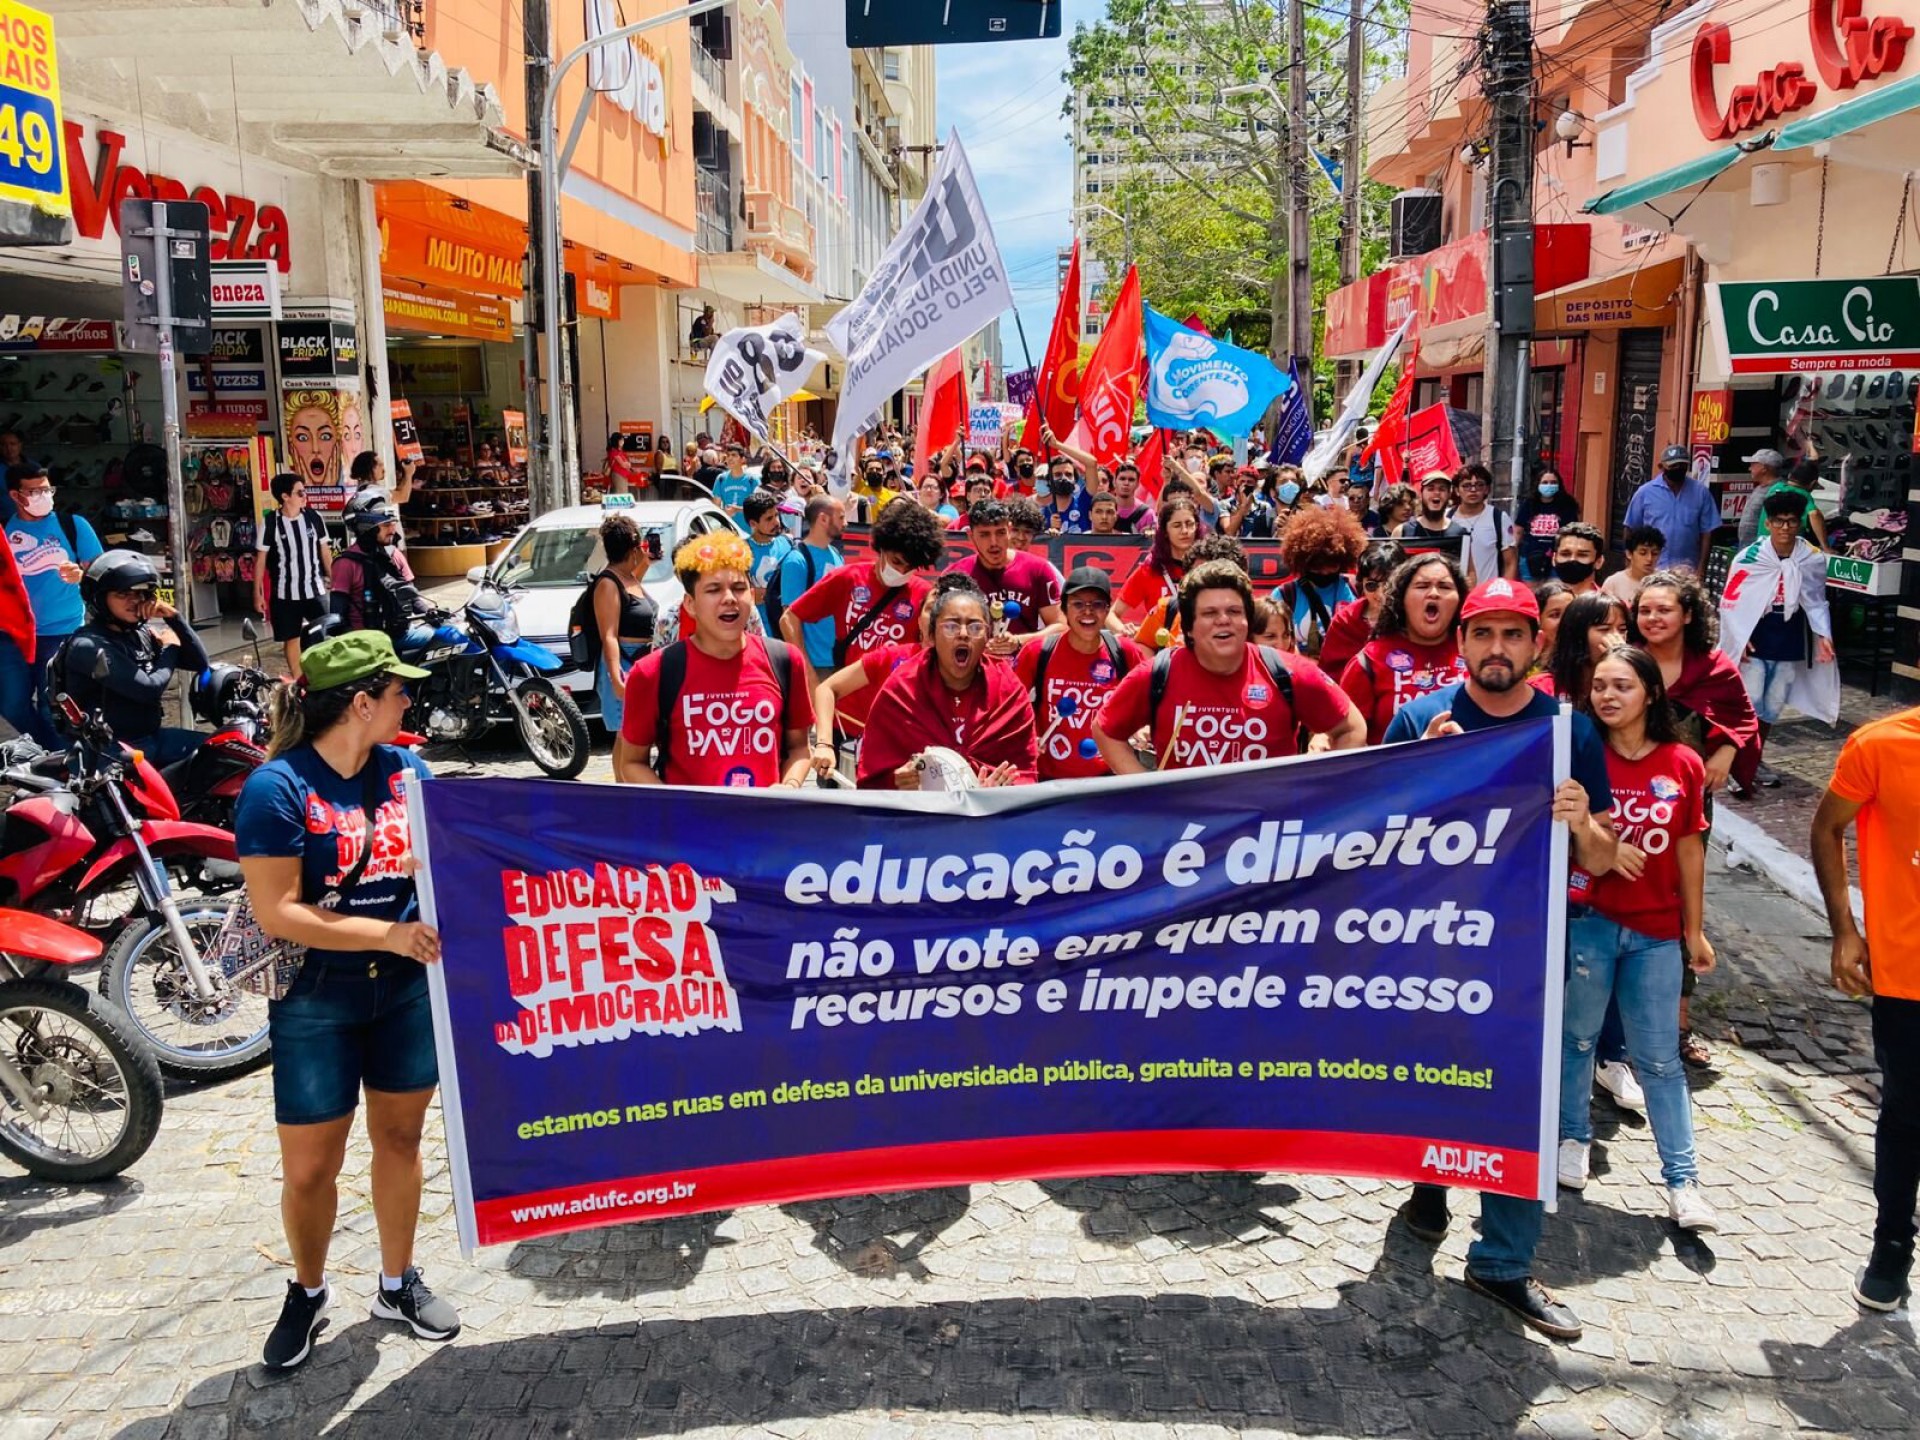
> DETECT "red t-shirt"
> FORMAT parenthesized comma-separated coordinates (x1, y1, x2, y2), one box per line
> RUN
(858, 642, 921, 688)
(1340, 636, 1469, 744)
(1096, 646, 1351, 769)
(1118, 561, 1183, 618)
(619, 637, 813, 788)
(1015, 633, 1150, 779)
(1569, 742, 1707, 941)
(954, 551, 1062, 635)
(786, 561, 930, 729)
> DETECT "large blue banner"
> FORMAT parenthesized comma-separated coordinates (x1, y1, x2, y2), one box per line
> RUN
(414, 720, 1567, 1251)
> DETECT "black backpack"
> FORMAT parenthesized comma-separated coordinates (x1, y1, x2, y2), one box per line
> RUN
(1027, 630, 1132, 724)
(763, 544, 820, 632)
(566, 570, 616, 668)
(651, 637, 795, 775)
(1148, 644, 1295, 726)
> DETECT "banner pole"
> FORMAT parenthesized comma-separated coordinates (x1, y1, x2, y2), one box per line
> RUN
(1540, 706, 1573, 1212)
(1011, 307, 1039, 377)
(404, 771, 481, 1259)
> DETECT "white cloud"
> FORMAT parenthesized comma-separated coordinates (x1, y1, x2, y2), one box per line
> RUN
(935, 1, 1102, 375)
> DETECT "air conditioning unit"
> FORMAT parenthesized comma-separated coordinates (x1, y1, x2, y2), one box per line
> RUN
(1390, 189, 1442, 260)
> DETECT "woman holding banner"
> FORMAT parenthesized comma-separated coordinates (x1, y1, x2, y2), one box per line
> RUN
(1560, 646, 1720, 1231)
(234, 632, 458, 1372)
(855, 575, 1037, 789)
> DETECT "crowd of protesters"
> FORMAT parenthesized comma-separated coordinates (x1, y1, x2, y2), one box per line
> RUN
(222, 415, 1909, 1372)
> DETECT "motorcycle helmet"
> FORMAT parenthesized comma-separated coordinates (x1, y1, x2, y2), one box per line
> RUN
(190, 664, 243, 726)
(80, 548, 160, 618)
(344, 487, 400, 540)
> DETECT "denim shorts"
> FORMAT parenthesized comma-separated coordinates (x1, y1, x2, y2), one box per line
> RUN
(269, 957, 438, 1125)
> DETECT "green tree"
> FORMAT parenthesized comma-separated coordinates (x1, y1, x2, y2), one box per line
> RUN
(1065, 0, 1407, 415)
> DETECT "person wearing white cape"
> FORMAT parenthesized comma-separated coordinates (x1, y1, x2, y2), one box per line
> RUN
(1718, 489, 1840, 787)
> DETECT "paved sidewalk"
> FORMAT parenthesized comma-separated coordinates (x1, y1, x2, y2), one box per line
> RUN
(1, 849, 1915, 1439)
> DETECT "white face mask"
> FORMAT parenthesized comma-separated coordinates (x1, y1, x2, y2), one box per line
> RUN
(20, 490, 53, 520)
(877, 562, 911, 587)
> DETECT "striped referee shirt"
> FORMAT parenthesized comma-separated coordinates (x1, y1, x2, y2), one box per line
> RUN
(260, 511, 327, 601)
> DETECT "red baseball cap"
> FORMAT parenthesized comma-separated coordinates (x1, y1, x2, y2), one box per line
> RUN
(1458, 576, 1541, 624)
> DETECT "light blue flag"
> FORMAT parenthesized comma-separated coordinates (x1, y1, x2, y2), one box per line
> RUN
(1143, 303, 1292, 437)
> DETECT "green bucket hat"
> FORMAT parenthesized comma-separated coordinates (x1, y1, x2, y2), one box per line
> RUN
(302, 631, 431, 691)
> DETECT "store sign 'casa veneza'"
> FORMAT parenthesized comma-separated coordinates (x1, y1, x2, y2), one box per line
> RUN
(1692, 0, 1913, 140)
(1709, 277, 1920, 373)
(62, 122, 291, 271)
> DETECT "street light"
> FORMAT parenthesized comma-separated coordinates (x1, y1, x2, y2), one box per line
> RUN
(1079, 199, 1134, 266)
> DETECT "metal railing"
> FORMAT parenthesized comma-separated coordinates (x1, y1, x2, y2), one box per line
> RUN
(696, 166, 733, 253)
(691, 39, 727, 104)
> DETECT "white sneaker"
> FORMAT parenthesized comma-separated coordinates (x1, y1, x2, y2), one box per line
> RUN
(1668, 1181, 1719, 1232)
(1595, 1060, 1646, 1112)
(1557, 1138, 1590, 1190)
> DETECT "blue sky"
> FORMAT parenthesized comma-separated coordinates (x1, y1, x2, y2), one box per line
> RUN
(934, 2, 1102, 376)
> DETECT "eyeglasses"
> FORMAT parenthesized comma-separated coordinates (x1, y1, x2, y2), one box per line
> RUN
(1361, 578, 1387, 594)
(937, 620, 989, 639)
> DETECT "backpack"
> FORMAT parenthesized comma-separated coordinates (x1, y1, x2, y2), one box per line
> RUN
(763, 544, 820, 631)
(652, 636, 794, 776)
(566, 570, 617, 668)
(1148, 644, 1295, 730)
(1028, 630, 1132, 725)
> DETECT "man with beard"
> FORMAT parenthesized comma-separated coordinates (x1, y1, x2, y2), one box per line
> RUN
(1399, 471, 1471, 554)
(615, 530, 811, 788)
(1094, 560, 1363, 772)
(1383, 577, 1618, 1342)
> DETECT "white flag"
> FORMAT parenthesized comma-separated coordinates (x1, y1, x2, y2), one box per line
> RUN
(703, 312, 825, 441)
(826, 132, 1011, 472)
(1302, 314, 1414, 483)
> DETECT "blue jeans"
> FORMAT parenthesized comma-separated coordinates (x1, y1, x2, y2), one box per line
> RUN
(595, 640, 646, 734)
(1561, 909, 1698, 1186)
(126, 728, 205, 769)
(1408, 1184, 1544, 1282)
(0, 632, 75, 746)
(268, 958, 437, 1126)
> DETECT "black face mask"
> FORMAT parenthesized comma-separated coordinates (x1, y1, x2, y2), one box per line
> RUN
(1049, 476, 1075, 497)
(1553, 559, 1596, 585)
(1015, 461, 1035, 477)
(1306, 569, 1343, 586)
(863, 472, 884, 487)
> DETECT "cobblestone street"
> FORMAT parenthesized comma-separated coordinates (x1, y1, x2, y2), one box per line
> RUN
(2, 734, 1916, 1440)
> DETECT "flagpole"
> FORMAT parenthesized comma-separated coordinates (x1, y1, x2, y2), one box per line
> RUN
(1011, 308, 1039, 380)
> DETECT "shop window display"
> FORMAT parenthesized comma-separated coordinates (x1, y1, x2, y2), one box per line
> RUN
(1780, 370, 1913, 568)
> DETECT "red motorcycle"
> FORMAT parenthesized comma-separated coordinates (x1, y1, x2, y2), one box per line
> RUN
(0, 907, 163, 1181)
(0, 697, 264, 1081)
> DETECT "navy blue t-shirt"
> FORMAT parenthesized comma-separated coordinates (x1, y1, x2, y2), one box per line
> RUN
(1384, 680, 1613, 815)
(235, 743, 433, 971)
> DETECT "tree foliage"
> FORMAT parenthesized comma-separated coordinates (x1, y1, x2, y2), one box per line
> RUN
(1065, 0, 1410, 407)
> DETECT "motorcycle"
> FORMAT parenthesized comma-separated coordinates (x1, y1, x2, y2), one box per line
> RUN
(162, 625, 275, 830)
(0, 691, 266, 1081)
(0, 908, 164, 1181)
(402, 579, 590, 779)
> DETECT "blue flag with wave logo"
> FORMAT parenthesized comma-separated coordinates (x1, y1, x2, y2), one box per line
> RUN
(1143, 303, 1292, 438)
(1267, 357, 1312, 466)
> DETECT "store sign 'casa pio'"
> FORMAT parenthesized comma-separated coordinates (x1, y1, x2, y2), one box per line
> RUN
(1692, 0, 1913, 140)
(1709, 276, 1920, 372)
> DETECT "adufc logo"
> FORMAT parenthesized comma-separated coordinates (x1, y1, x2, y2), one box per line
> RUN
(1422, 1145, 1506, 1182)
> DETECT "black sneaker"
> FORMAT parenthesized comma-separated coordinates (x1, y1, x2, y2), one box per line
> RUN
(263, 1280, 330, 1370)
(1853, 1241, 1914, 1312)
(1400, 1185, 1451, 1243)
(369, 1266, 461, 1340)
(1463, 1269, 1583, 1341)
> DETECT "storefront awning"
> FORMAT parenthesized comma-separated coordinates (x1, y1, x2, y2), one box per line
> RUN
(1582, 148, 1745, 223)
(1536, 257, 1685, 332)
(698, 251, 825, 309)
(50, 0, 521, 179)
(1776, 73, 1920, 151)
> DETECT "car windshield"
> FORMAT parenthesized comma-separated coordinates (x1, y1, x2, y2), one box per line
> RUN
(492, 522, 677, 588)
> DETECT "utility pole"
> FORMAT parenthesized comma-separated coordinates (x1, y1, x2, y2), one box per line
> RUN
(1484, 0, 1535, 505)
(1338, 0, 1364, 395)
(1286, 0, 1313, 400)
(523, 0, 551, 513)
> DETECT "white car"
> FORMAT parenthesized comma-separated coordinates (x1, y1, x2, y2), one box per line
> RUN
(470, 498, 741, 714)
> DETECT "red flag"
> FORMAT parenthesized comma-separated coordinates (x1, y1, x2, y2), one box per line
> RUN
(1132, 427, 1165, 502)
(1037, 241, 1085, 444)
(1075, 264, 1144, 466)
(1180, 313, 1210, 335)
(1363, 330, 1421, 488)
(0, 539, 31, 664)
(913, 347, 970, 478)
(1403, 402, 1464, 482)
